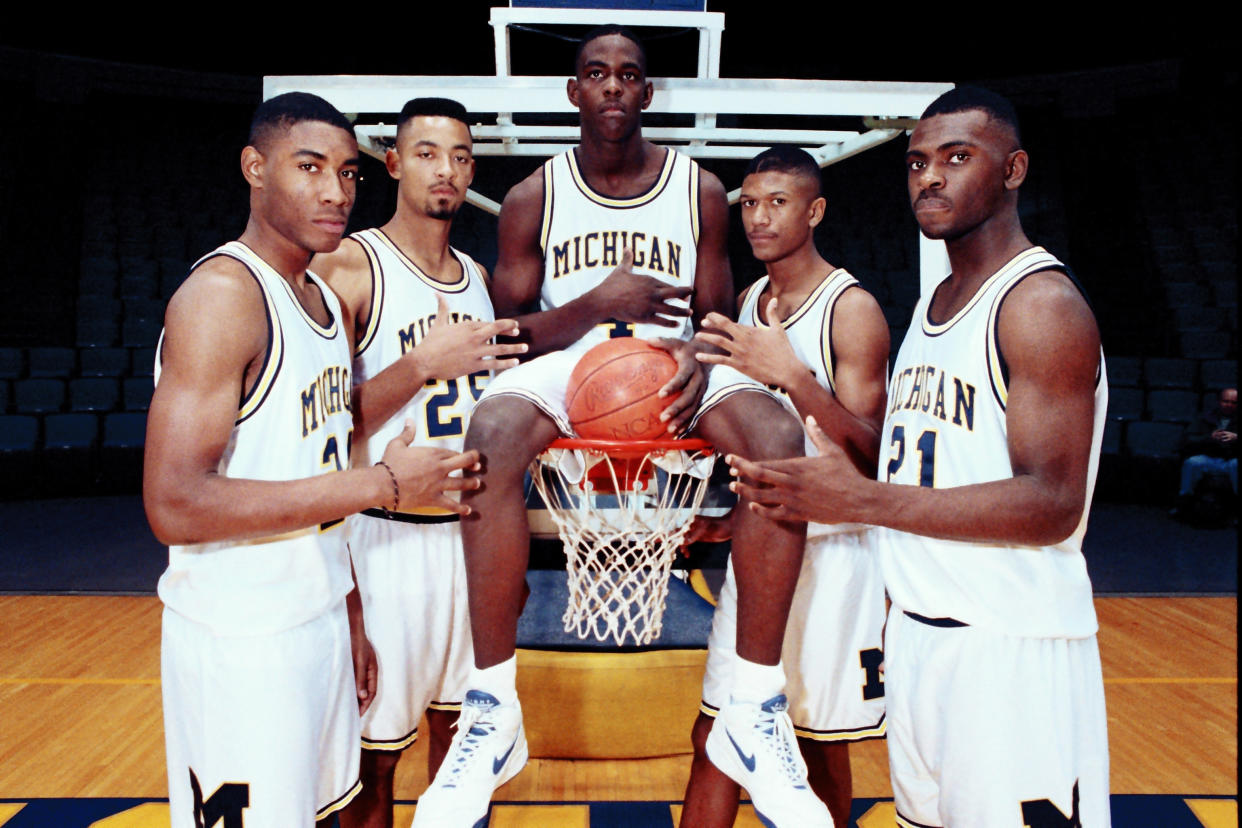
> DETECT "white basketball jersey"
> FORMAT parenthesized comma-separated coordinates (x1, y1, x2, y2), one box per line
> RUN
(874, 247, 1107, 638)
(349, 228, 496, 463)
(156, 241, 356, 636)
(539, 147, 699, 352)
(737, 268, 867, 537)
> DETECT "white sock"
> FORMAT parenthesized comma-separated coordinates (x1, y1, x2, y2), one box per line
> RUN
(731, 657, 786, 705)
(468, 655, 518, 706)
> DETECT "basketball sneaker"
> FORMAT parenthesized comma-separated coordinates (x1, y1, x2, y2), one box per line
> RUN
(411, 690, 528, 827)
(705, 694, 834, 828)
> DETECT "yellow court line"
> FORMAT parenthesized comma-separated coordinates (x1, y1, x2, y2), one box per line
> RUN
(0, 803, 26, 827)
(1104, 677, 1237, 685)
(0, 677, 160, 686)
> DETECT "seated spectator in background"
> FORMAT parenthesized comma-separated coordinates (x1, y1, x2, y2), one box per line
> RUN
(1173, 387, 1237, 522)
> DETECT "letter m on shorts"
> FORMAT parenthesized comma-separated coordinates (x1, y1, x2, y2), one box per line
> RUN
(1021, 779, 1081, 828)
(190, 767, 250, 828)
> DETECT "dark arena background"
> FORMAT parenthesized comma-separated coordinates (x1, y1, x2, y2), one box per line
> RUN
(0, 3, 1236, 826)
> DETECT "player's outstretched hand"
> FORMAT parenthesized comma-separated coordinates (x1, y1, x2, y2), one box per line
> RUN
(651, 337, 707, 434)
(596, 247, 694, 328)
(379, 420, 482, 515)
(727, 416, 866, 525)
(412, 293, 526, 380)
(694, 299, 803, 390)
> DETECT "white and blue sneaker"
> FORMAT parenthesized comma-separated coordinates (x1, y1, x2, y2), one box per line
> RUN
(705, 693, 833, 828)
(411, 690, 528, 827)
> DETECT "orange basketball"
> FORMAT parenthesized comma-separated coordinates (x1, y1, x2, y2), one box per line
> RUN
(567, 339, 679, 440)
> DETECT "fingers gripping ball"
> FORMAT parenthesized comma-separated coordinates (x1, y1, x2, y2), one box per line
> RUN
(566, 339, 678, 440)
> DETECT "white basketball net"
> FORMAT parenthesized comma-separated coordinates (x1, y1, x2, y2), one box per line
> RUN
(532, 441, 716, 647)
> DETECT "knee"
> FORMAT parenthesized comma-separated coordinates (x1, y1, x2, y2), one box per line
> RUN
(465, 399, 554, 472)
(699, 393, 804, 461)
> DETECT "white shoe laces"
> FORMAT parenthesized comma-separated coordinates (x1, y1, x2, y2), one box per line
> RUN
(755, 705, 807, 785)
(441, 704, 495, 784)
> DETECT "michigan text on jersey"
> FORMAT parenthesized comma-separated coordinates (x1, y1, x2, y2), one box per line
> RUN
(300, 365, 352, 438)
(888, 364, 976, 431)
(550, 231, 683, 280)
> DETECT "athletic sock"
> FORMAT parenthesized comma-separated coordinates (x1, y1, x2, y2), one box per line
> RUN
(730, 657, 786, 705)
(468, 655, 519, 707)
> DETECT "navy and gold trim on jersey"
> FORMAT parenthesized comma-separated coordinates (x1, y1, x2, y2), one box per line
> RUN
(188, 249, 284, 427)
(895, 809, 943, 828)
(688, 158, 701, 246)
(744, 269, 858, 395)
(315, 778, 362, 821)
(921, 247, 1060, 339)
(985, 261, 1104, 411)
(540, 161, 556, 254)
(365, 228, 471, 293)
(361, 725, 419, 753)
(566, 146, 680, 209)
(353, 233, 386, 357)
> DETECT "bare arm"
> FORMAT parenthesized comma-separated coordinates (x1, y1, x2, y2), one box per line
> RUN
(783, 288, 888, 472)
(652, 168, 734, 432)
(143, 258, 480, 547)
(491, 169, 695, 358)
(730, 271, 1101, 546)
(697, 287, 889, 472)
(316, 243, 523, 443)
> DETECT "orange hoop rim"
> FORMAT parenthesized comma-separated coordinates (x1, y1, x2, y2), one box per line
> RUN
(546, 437, 713, 458)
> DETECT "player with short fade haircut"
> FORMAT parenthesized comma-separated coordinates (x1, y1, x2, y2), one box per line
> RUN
(396, 97, 471, 136)
(574, 23, 647, 74)
(920, 83, 1022, 145)
(727, 88, 1112, 827)
(312, 94, 523, 828)
(743, 144, 824, 191)
(683, 144, 889, 827)
(146, 90, 481, 827)
(247, 90, 356, 151)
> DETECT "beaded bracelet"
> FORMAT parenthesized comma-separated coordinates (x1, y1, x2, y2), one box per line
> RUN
(375, 461, 399, 514)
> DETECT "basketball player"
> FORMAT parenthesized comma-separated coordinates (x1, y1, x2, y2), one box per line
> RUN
(311, 97, 525, 828)
(728, 87, 1112, 827)
(414, 27, 830, 828)
(680, 146, 889, 828)
(143, 92, 482, 828)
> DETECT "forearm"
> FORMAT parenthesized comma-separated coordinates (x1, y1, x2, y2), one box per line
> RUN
(851, 472, 1086, 546)
(146, 465, 391, 547)
(352, 355, 432, 443)
(784, 370, 880, 473)
(511, 292, 609, 357)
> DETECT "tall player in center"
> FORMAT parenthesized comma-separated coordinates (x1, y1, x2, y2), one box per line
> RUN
(313, 98, 525, 828)
(412, 26, 832, 828)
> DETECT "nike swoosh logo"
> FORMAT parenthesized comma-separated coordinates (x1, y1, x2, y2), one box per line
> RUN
(725, 729, 756, 772)
(493, 736, 518, 774)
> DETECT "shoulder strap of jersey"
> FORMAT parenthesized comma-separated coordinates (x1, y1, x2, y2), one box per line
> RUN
(199, 243, 284, 426)
(349, 231, 385, 357)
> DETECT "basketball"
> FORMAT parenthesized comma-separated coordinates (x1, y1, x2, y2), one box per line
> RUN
(566, 339, 679, 440)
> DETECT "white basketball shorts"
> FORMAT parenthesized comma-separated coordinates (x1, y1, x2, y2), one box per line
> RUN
(885, 605, 1111, 827)
(479, 345, 770, 436)
(348, 515, 472, 750)
(161, 600, 361, 827)
(700, 529, 887, 740)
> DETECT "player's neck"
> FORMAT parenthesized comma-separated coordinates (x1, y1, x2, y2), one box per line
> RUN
(238, 214, 311, 286)
(380, 210, 459, 283)
(764, 247, 833, 315)
(573, 138, 659, 197)
(940, 214, 1032, 305)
